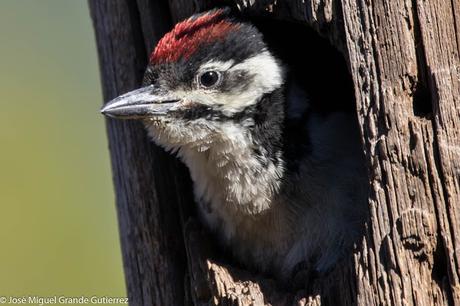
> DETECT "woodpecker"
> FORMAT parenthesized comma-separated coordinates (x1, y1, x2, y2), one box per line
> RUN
(101, 8, 367, 281)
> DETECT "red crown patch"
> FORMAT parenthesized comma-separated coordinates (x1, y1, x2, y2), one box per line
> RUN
(150, 9, 238, 64)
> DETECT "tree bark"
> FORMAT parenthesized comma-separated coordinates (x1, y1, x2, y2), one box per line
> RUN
(89, 0, 460, 305)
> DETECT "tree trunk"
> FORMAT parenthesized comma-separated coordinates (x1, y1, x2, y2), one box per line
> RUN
(88, 0, 460, 305)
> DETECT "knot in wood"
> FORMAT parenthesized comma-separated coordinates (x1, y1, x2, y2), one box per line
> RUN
(396, 209, 437, 264)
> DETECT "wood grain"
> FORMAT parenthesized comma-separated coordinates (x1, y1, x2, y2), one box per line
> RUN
(89, 1, 193, 305)
(89, 0, 460, 304)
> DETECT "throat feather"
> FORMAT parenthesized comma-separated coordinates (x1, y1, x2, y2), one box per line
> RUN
(178, 130, 284, 215)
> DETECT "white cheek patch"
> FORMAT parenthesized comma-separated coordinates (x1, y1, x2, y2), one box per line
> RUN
(195, 51, 285, 115)
(230, 51, 284, 93)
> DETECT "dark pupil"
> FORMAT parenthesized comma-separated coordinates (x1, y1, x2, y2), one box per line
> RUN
(200, 71, 219, 87)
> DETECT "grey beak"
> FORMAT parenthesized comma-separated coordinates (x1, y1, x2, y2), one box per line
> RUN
(100, 85, 181, 119)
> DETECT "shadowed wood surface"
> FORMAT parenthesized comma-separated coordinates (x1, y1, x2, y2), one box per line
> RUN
(89, 0, 460, 305)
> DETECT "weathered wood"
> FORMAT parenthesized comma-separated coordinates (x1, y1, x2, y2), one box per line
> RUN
(89, 0, 460, 305)
(233, 0, 346, 50)
(89, 1, 193, 305)
(341, 0, 460, 304)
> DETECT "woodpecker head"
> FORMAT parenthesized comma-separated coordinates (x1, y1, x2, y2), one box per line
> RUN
(101, 8, 285, 152)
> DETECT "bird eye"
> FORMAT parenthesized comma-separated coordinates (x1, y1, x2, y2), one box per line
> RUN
(198, 71, 221, 88)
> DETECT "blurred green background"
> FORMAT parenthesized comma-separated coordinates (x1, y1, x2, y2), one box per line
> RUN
(0, 0, 126, 301)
